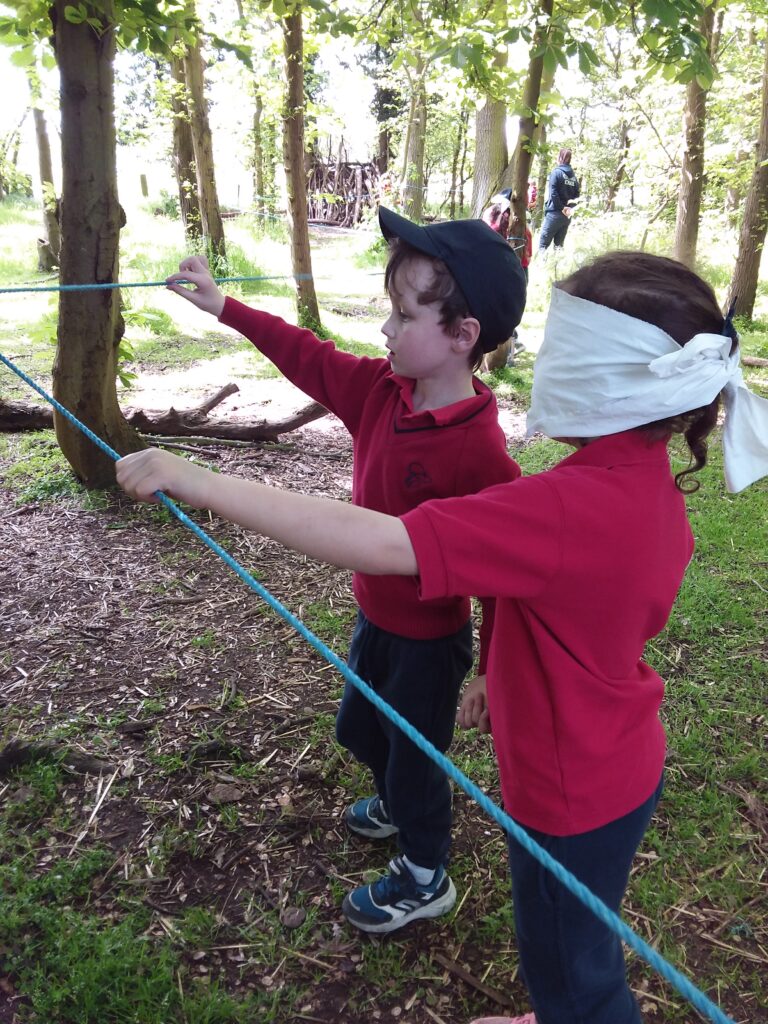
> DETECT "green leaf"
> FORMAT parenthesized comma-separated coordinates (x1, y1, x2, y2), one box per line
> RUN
(10, 46, 35, 66)
(64, 4, 86, 25)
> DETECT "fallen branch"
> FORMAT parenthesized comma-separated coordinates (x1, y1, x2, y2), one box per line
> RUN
(0, 386, 329, 442)
(0, 738, 112, 776)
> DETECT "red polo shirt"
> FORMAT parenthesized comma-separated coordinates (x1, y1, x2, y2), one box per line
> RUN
(220, 299, 521, 659)
(402, 431, 694, 835)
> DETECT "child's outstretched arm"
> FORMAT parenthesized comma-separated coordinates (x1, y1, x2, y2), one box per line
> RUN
(166, 255, 225, 317)
(116, 449, 417, 577)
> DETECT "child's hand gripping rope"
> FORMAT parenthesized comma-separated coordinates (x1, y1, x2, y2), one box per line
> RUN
(165, 254, 225, 317)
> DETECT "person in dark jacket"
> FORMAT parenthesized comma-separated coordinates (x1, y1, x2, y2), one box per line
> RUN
(538, 147, 580, 253)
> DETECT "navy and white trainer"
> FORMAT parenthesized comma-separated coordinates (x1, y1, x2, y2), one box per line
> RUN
(342, 856, 456, 933)
(345, 796, 399, 839)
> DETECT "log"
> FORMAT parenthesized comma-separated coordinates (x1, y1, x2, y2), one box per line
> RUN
(0, 385, 329, 442)
(0, 398, 55, 430)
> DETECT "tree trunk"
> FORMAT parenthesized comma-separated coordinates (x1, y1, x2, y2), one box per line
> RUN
(508, 0, 553, 247)
(605, 120, 631, 213)
(281, 4, 320, 328)
(471, 6, 508, 217)
(471, 95, 508, 217)
(183, 20, 226, 262)
(252, 85, 265, 215)
(528, 62, 556, 230)
(29, 75, 60, 267)
(402, 69, 427, 221)
(449, 109, 468, 219)
(170, 56, 202, 243)
(673, 3, 716, 267)
(52, 0, 143, 487)
(373, 79, 395, 173)
(534, 128, 549, 227)
(726, 25, 768, 319)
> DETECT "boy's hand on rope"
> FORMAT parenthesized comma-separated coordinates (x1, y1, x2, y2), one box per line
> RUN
(457, 674, 491, 734)
(166, 255, 225, 317)
(116, 449, 214, 509)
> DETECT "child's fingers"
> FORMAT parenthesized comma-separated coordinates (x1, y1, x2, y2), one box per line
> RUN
(116, 450, 176, 502)
(178, 255, 210, 273)
(477, 707, 492, 734)
(456, 695, 474, 729)
(457, 691, 484, 730)
(165, 270, 205, 288)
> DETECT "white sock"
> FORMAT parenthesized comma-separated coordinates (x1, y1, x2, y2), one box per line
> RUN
(403, 856, 436, 885)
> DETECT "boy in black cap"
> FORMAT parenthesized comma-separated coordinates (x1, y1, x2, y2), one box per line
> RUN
(140, 208, 526, 933)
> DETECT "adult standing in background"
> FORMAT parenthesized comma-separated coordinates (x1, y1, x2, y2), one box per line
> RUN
(538, 148, 580, 253)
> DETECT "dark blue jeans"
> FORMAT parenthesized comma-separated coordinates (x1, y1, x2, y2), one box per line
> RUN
(539, 210, 571, 250)
(507, 774, 664, 1024)
(336, 610, 473, 869)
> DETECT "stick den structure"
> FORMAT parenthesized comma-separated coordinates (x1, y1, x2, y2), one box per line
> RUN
(306, 158, 380, 227)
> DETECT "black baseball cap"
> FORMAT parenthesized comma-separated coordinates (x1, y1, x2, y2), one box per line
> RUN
(378, 206, 527, 353)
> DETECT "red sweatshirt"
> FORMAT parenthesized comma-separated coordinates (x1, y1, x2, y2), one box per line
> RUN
(402, 431, 693, 835)
(220, 298, 521, 660)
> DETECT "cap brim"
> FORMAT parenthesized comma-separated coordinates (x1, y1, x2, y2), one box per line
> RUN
(378, 207, 441, 258)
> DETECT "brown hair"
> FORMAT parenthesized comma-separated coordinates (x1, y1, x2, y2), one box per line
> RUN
(556, 251, 734, 492)
(384, 238, 484, 369)
(558, 148, 572, 164)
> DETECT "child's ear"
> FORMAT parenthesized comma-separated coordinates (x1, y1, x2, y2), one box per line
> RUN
(454, 316, 481, 353)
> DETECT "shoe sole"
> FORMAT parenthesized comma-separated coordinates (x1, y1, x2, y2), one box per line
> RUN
(341, 877, 457, 934)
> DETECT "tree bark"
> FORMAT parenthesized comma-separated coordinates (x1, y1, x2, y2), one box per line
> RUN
(183, 17, 226, 262)
(605, 120, 631, 213)
(281, 4, 320, 328)
(726, 25, 768, 318)
(170, 56, 202, 243)
(449, 109, 468, 219)
(471, 95, 508, 217)
(252, 85, 265, 215)
(508, 0, 554, 247)
(471, 4, 508, 218)
(673, 3, 716, 267)
(401, 67, 427, 221)
(29, 76, 60, 267)
(529, 62, 556, 230)
(52, 0, 144, 488)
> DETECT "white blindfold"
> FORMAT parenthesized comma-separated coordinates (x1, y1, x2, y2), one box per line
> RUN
(527, 287, 768, 493)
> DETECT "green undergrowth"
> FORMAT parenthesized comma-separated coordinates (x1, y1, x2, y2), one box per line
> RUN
(0, 433, 105, 506)
(0, 763, 302, 1024)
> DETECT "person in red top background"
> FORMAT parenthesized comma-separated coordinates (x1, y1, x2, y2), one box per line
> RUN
(138, 208, 526, 936)
(117, 249, 768, 1024)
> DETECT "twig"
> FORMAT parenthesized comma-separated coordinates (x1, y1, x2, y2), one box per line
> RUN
(431, 952, 511, 1007)
(68, 766, 120, 856)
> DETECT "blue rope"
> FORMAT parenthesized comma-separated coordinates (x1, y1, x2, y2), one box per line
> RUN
(0, 274, 313, 294)
(0, 349, 737, 1024)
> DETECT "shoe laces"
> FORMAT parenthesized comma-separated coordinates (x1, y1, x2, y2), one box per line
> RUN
(372, 857, 419, 901)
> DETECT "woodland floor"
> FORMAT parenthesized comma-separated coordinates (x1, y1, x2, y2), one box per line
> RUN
(0, 392, 764, 1022)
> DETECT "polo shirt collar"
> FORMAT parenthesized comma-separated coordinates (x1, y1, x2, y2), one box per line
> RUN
(392, 373, 492, 427)
(557, 429, 671, 470)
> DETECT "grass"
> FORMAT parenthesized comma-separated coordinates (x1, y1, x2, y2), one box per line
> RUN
(1, 432, 108, 506)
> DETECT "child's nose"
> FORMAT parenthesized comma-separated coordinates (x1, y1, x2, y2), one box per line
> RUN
(381, 315, 395, 339)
